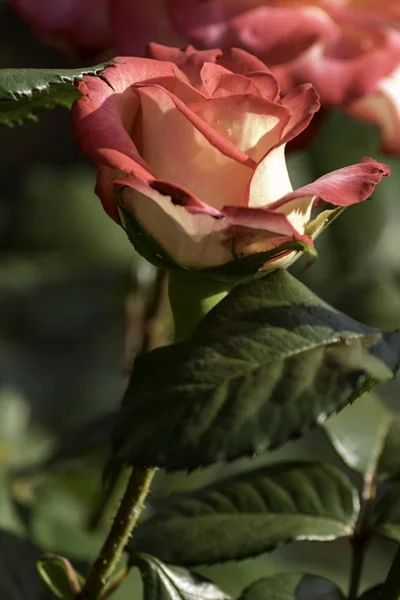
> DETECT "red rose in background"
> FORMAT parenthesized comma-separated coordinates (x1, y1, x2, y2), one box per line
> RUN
(10, 0, 113, 59)
(71, 44, 388, 275)
(168, 0, 400, 152)
(9, 0, 183, 59)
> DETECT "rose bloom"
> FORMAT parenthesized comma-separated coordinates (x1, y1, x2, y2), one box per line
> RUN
(9, 0, 184, 59)
(72, 44, 388, 276)
(167, 0, 400, 153)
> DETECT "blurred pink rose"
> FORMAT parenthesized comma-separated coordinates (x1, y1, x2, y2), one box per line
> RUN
(12, 1, 399, 152)
(71, 44, 388, 274)
(10, 0, 113, 58)
(9, 0, 183, 59)
(168, 0, 400, 152)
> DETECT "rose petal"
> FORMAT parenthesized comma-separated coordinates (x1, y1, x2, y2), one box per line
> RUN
(189, 94, 290, 161)
(72, 58, 180, 176)
(281, 83, 320, 144)
(135, 84, 254, 209)
(269, 157, 390, 210)
(223, 205, 313, 245)
(244, 85, 319, 208)
(96, 165, 120, 223)
(247, 144, 293, 208)
(243, 71, 281, 101)
(121, 180, 233, 268)
(147, 43, 223, 88)
(200, 63, 262, 98)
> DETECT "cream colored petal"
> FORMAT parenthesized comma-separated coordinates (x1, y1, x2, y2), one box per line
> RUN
(248, 144, 293, 208)
(137, 85, 253, 210)
(122, 186, 234, 269)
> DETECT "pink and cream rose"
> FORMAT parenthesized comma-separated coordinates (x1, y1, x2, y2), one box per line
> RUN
(71, 45, 388, 276)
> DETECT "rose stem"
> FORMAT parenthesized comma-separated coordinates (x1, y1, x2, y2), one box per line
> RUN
(348, 473, 376, 600)
(78, 269, 168, 600)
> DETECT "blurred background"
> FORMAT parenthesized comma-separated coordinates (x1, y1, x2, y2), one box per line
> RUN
(1, 2, 400, 598)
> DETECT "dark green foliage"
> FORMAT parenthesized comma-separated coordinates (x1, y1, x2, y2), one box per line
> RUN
(129, 462, 357, 565)
(114, 270, 400, 470)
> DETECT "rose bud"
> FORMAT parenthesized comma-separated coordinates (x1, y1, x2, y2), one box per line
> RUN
(72, 45, 389, 280)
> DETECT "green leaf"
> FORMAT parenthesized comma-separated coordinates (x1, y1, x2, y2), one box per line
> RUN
(0, 530, 53, 599)
(37, 555, 83, 598)
(323, 392, 393, 477)
(128, 462, 358, 565)
(0, 63, 111, 126)
(133, 553, 231, 600)
(113, 269, 400, 470)
(239, 573, 345, 600)
(323, 391, 400, 483)
(372, 483, 400, 543)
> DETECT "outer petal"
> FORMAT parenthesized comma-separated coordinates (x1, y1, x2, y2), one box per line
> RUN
(135, 85, 254, 210)
(269, 158, 390, 211)
(120, 177, 313, 271)
(121, 181, 233, 268)
(72, 74, 150, 177)
(247, 145, 293, 208)
(96, 165, 121, 222)
(245, 84, 319, 208)
(347, 66, 400, 154)
(280, 84, 320, 144)
(222, 205, 313, 244)
(222, 204, 314, 270)
(10, 0, 112, 58)
(72, 59, 189, 221)
(111, 0, 184, 57)
(72, 58, 181, 174)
